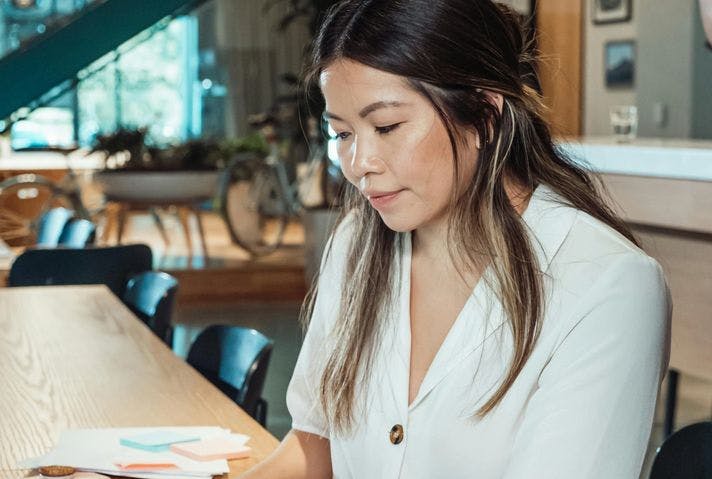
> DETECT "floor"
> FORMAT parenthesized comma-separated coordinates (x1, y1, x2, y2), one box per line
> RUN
(78, 209, 712, 473)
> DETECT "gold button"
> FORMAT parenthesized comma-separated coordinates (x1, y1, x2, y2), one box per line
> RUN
(390, 424, 404, 445)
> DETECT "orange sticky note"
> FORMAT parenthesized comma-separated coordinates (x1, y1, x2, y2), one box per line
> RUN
(115, 462, 179, 471)
(170, 437, 252, 461)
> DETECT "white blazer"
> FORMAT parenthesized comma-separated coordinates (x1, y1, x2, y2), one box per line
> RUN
(287, 184, 671, 478)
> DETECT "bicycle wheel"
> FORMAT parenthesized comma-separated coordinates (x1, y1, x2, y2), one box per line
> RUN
(0, 174, 78, 245)
(223, 166, 289, 256)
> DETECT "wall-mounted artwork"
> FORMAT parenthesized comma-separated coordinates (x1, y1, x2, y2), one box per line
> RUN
(605, 40, 635, 88)
(593, 0, 632, 25)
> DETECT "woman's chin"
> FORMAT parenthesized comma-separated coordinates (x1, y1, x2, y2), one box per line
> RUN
(378, 213, 417, 233)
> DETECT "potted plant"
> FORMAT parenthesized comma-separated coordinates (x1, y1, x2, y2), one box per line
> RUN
(91, 128, 266, 203)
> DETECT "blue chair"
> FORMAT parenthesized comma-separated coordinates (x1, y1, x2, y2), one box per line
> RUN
(58, 218, 96, 248)
(187, 326, 273, 426)
(36, 207, 73, 247)
(9, 244, 153, 298)
(649, 421, 712, 478)
(123, 271, 178, 347)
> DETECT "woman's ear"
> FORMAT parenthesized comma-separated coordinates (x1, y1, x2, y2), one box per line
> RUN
(475, 90, 504, 149)
(485, 91, 504, 114)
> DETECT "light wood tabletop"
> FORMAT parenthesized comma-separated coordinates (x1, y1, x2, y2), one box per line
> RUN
(0, 285, 279, 478)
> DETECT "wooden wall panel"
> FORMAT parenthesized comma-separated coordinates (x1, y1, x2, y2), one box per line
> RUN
(633, 227, 712, 381)
(536, 0, 583, 138)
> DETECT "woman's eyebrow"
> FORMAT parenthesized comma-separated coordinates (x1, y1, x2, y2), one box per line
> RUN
(324, 100, 408, 122)
(358, 100, 407, 118)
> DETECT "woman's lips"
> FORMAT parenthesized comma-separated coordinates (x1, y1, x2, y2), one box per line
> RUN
(367, 190, 403, 209)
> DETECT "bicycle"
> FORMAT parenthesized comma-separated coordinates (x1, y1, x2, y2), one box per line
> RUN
(0, 147, 95, 245)
(217, 113, 332, 257)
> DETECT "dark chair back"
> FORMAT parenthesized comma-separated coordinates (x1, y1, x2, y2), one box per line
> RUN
(123, 271, 178, 346)
(58, 218, 96, 248)
(187, 325, 273, 425)
(8, 244, 153, 298)
(36, 207, 73, 247)
(649, 421, 712, 478)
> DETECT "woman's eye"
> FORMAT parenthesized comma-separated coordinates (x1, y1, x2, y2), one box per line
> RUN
(335, 131, 352, 140)
(375, 123, 402, 135)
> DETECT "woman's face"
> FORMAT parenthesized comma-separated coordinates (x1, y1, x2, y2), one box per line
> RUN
(320, 59, 479, 233)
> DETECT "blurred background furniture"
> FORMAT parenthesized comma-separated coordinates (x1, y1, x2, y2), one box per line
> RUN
(35, 207, 96, 248)
(105, 198, 209, 259)
(36, 206, 73, 247)
(649, 421, 712, 478)
(665, 370, 680, 439)
(187, 325, 273, 426)
(8, 243, 152, 297)
(57, 217, 95, 248)
(123, 270, 179, 347)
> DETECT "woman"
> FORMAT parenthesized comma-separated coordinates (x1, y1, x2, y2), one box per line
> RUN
(242, 1, 671, 477)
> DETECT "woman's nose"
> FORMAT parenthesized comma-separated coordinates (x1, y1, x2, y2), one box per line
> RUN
(348, 137, 385, 179)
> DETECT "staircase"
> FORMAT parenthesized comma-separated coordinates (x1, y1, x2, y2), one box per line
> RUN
(0, 0, 210, 123)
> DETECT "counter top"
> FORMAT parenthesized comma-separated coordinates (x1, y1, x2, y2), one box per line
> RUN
(0, 148, 105, 170)
(558, 136, 712, 181)
(3, 136, 712, 180)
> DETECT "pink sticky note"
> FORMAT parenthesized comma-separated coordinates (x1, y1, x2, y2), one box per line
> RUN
(170, 437, 252, 461)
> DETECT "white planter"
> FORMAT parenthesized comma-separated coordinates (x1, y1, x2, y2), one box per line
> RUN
(95, 170, 220, 202)
(303, 209, 340, 285)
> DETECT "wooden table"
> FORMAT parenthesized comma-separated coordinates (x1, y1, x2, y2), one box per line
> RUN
(0, 285, 278, 478)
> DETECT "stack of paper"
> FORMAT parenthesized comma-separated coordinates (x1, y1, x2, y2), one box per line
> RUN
(19, 427, 251, 479)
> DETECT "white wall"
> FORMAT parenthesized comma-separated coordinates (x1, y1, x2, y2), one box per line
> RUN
(636, 0, 695, 138)
(692, 5, 712, 139)
(582, 0, 639, 136)
(583, 0, 712, 139)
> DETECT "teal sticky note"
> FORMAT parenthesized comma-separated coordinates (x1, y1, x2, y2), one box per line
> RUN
(119, 431, 201, 452)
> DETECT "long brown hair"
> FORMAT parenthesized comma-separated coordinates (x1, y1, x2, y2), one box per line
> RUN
(300, 0, 637, 435)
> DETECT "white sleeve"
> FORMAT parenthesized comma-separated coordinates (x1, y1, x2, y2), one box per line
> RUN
(502, 253, 671, 479)
(286, 215, 354, 438)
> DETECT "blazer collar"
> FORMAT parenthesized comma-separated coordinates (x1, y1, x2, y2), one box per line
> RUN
(520, 183, 579, 274)
(394, 183, 579, 411)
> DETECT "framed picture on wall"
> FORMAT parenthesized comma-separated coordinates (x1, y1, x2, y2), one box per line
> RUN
(604, 40, 635, 88)
(593, 0, 632, 24)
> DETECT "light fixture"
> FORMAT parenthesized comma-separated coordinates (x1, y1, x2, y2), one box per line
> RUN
(11, 0, 37, 8)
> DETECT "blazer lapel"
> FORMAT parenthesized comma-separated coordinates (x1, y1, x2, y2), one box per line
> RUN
(406, 184, 579, 411)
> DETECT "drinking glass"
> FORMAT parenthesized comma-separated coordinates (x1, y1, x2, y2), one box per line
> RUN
(609, 105, 638, 142)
